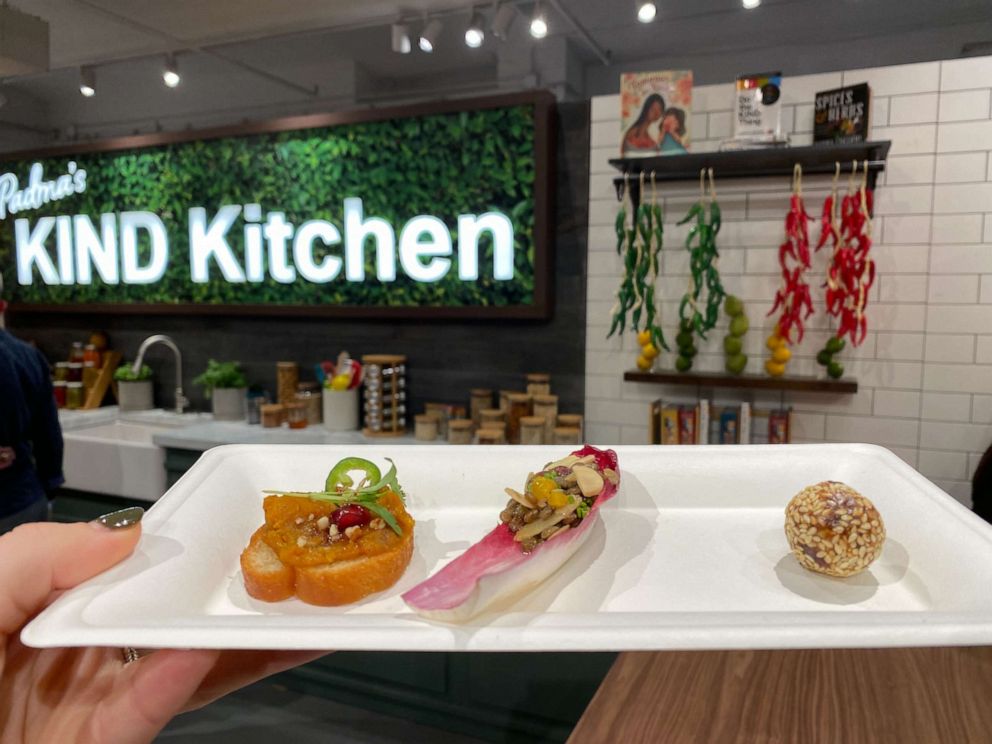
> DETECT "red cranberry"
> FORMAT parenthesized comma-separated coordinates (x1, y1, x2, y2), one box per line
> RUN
(332, 504, 371, 529)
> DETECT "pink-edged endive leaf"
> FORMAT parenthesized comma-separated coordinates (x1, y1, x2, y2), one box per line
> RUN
(402, 445, 619, 622)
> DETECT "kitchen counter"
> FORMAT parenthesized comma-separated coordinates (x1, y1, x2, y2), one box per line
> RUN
(152, 419, 418, 451)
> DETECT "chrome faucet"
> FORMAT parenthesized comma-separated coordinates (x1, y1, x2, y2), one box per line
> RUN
(132, 334, 188, 414)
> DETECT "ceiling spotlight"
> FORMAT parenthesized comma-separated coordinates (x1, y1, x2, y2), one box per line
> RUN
(79, 66, 96, 97)
(492, 3, 516, 39)
(529, 2, 548, 39)
(465, 10, 485, 48)
(162, 54, 181, 87)
(637, 2, 657, 22)
(742, 0, 761, 7)
(419, 19, 442, 52)
(392, 22, 411, 53)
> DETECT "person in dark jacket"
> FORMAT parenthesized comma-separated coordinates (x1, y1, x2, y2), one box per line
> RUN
(0, 274, 63, 534)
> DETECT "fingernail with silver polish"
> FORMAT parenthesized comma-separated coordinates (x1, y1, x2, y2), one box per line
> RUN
(93, 507, 144, 530)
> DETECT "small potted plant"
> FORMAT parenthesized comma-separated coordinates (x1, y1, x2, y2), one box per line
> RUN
(194, 359, 248, 421)
(114, 363, 154, 412)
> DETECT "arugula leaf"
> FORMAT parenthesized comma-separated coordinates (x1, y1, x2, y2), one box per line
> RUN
(362, 501, 403, 536)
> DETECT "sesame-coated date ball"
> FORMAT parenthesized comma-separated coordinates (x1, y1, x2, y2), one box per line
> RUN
(784, 481, 885, 578)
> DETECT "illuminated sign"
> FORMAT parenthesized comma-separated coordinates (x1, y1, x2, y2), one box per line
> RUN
(0, 93, 553, 318)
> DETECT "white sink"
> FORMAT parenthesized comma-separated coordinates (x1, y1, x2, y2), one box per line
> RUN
(62, 414, 206, 502)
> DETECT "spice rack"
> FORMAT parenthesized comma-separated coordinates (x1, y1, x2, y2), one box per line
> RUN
(362, 354, 407, 438)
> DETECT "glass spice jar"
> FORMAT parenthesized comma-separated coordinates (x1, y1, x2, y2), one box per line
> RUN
(66, 381, 84, 410)
(519, 416, 545, 445)
(83, 344, 101, 369)
(276, 362, 299, 405)
(53, 381, 67, 408)
(285, 402, 308, 429)
(447, 418, 474, 445)
(553, 426, 581, 445)
(480, 408, 506, 433)
(526, 373, 551, 397)
(295, 387, 322, 425)
(476, 428, 506, 445)
(532, 394, 558, 443)
(67, 362, 83, 383)
(558, 414, 584, 440)
(69, 342, 85, 364)
(415, 413, 440, 441)
(506, 393, 532, 445)
(53, 362, 70, 383)
(469, 388, 493, 428)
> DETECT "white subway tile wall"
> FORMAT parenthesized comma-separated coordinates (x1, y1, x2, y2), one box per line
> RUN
(585, 57, 992, 507)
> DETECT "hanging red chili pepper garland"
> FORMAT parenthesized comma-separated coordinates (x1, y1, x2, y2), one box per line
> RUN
(815, 161, 876, 379)
(765, 164, 814, 377)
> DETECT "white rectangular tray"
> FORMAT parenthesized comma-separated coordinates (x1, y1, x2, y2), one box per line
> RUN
(22, 443, 992, 651)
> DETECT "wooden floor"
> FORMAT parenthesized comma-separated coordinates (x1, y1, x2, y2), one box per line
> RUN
(568, 648, 992, 744)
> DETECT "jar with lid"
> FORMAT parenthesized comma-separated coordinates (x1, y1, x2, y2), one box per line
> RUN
(53, 362, 70, 383)
(476, 428, 506, 445)
(66, 381, 84, 410)
(285, 402, 308, 429)
(83, 344, 101, 369)
(69, 342, 85, 364)
(480, 408, 505, 433)
(469, 388, 493, 428)
(295, 385, 322, 425)
(532, 394, 559, 443)
(506, 393, 532, 444)
(260, 403, 284, 428)
(67, 363, 83, 383)
(558, 414, 584, 440)
(415, 414, 439, 441)
(276, 362, 299, 405)
(53, 381, 67, 408)
(519, 416, 545, 445)
(553, 426, 581, 445)
(447, 419, 474, 445)
(526, 373, 551, 397)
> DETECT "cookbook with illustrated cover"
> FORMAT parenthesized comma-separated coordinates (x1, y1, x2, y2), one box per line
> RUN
(620, 70, 693, 157)
(814, 83, 871, 144)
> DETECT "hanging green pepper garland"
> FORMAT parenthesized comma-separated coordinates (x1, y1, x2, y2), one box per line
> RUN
(608, 172, 669, 356)
(674, 169, 726, 372)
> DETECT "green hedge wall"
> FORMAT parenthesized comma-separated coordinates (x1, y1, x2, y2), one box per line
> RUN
(0, 104, 536, 308)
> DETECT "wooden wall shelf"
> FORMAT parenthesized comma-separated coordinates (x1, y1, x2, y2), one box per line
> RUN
(610, 140, 891, 202)
(624, 370, 858, 394)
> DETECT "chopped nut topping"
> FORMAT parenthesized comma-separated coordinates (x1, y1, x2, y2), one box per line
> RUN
(369, 518, 385, 530)
(316, 516, 330, 530)
(294, 516, 304, 525)
(307, 513, 315, 521)
(329, 523, 339, 536)
(296, 536, 307, 548)
(344, 526, 361, 540)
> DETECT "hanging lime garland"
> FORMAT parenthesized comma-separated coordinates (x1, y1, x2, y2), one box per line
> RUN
(608, 172, 669, 368)
(674, 168, 726, 372)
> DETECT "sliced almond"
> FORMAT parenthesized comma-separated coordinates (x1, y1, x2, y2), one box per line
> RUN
(505, 487, 536, 509)
(545, 454, 580, 470)
(573, 465, 604, 497)
(514, 501, 580, 541)
(603, 468, 619, 485)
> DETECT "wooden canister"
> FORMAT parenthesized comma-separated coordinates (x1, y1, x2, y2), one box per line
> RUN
(532, 394, 558, 443)
(469, 388, 493, 428)
(477, 428, 506, 445)
(506, 393, 532, 444)
(498, 389, 516, 412)
(480, 407, 505, 427)
(276, 362, 299, 405)
(415, 414, 439, 441)
(553, 426, 582, 445)
(448, 418, 474, 445)
(558, 413, 584, 440)
(520, 416, 545, 445)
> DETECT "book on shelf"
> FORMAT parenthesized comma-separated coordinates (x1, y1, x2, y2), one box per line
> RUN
(718, 407, 739, 444)
(732, 71, 784, 144)
(651, 399, 773, 445)
(814, 83, 871, 144)
(678, 406, 697, 444)
(620, 70, 693, 157)
(768, 409, 791, 444)
(739, 402, 751, 444)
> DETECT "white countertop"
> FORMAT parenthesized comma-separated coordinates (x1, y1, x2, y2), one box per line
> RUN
(152, 419, 418, 450)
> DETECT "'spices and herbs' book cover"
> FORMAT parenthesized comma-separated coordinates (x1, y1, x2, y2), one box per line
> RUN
(814, 83, 871, 144)
(620, 70, 693, 157)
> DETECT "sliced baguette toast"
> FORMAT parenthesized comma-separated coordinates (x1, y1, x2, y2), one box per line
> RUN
(240, 512, 415, 606)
